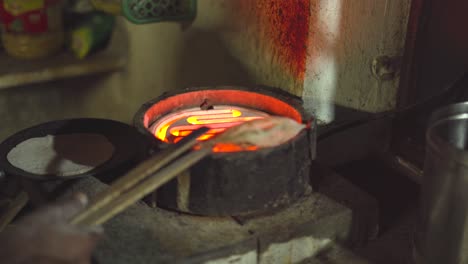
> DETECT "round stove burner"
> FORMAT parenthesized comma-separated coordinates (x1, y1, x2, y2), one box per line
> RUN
(134, 86, 316, 216)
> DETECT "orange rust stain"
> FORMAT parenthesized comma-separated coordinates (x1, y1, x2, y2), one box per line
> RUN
(235, 0, 311, 80)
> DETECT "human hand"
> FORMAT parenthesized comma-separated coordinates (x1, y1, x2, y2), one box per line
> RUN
(0, 193, 102, 264)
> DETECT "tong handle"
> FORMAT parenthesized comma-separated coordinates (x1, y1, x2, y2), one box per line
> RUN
(71, 127, 209, 226)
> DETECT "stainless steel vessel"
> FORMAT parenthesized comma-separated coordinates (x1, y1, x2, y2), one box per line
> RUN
(416, 102, 468, 264)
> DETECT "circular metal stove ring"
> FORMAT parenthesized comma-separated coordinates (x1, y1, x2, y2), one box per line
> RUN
(134, 86, 316, 217)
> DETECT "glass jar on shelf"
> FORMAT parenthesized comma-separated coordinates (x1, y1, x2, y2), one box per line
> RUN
(0, 0, 64, 59)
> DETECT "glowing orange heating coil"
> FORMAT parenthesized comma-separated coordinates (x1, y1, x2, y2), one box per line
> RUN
(152, 106, 269, 152)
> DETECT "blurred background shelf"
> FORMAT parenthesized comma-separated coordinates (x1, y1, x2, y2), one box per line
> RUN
(0, 25, 128, 90)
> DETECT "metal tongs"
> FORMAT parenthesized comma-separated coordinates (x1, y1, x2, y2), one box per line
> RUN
(71, 127, 212, 227)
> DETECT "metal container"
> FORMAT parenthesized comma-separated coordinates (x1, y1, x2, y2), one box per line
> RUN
(0, 0, 64, 59)
(415, 102, 468, 264)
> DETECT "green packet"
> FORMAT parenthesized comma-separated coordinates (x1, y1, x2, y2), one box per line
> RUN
(69, 12, 115, 59)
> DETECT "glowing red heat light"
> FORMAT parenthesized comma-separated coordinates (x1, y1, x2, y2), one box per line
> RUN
(151, 106, 269, 152)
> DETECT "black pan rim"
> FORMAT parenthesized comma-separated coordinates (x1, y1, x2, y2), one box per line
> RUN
(0, 118, 149, 181)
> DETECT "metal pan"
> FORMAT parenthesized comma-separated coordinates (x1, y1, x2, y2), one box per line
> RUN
(0, 118, 150, 182)
(0, 118, 150, 181)
(0, 118, 150, 221)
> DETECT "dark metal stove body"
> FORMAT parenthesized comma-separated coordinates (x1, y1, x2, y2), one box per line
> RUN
(134, 86, 316, 216)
